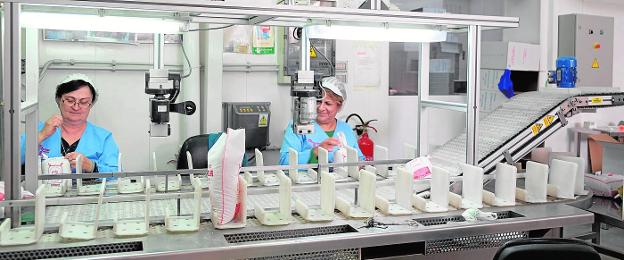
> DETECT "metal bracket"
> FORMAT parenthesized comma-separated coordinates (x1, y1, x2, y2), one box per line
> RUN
(613, 94, 624, 106)
(557, 110, 568, 127)
(503, 150, 513, 165)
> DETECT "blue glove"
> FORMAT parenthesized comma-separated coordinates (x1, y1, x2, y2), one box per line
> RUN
(498, 69, 515, 99)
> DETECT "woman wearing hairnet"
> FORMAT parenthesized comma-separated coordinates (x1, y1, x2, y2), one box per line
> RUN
(279, 77, 364, 165)
(20, 74, 119, 173)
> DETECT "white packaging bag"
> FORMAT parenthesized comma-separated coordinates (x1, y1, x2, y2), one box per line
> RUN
(333, 132, 349, 171)
(42, 157, 71, 186)
(405, 156, 433, 193)
(210, 129, 246, 225)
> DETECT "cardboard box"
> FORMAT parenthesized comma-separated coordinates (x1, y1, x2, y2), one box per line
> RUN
(588, 134, 624, 174)
(481, 41, 540, 71)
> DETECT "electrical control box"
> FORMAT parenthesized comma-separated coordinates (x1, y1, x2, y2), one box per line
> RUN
(558, 14, 614, 87)
(222, 102, 271, 149)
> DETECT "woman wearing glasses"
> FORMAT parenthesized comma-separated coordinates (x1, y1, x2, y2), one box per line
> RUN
(21, 76, 119, 173)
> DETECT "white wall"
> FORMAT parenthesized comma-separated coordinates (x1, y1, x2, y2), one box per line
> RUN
(543, 0, 624, 153)
(335, 40, 390, 151)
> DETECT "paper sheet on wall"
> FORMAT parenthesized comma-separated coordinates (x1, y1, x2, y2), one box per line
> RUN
(480, 69, 506, 113)
(353, 43, 381, 89)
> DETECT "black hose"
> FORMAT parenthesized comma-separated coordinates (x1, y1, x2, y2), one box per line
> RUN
(346, 113, 365, 126)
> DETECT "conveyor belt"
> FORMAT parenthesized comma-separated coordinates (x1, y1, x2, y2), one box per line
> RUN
(429, 88, 624, 175)
(44, 185, 409, 226)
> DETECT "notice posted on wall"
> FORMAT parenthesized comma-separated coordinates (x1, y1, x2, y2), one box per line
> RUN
(353, 42, 381, 89)
(252, 26, 275, 55)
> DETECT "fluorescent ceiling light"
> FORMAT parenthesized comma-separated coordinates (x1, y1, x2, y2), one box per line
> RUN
(21, 12, 183, 34)
(306, 24, 447, 42)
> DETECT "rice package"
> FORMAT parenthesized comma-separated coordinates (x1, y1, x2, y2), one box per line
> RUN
(210, 128, 246, 225)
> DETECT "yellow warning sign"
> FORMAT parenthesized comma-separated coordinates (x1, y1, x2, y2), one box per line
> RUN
(543, 115, 555, 127)
(310, 47, 317, 58)
(591, 97, 603, 104)
(531, 123, 543, 136)
(258, 113, 268, 128)
(592, 58, 599, 69)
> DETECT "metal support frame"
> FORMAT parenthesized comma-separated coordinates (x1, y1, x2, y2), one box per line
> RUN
(416, 43, 429, 157)
(3, 0, 519, 227)
(23, 28, 40, 194)
(2, 2, 22, 226)
(11, 0, 519, 28)
(300, 27, 310, 72)
(153, 33, 165, 70)
(370, 0, 382, 10)
(466, 25, 481, 165)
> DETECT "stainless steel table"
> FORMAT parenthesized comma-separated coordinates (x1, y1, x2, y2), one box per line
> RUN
(0, 202, 594, 260)
(594, 126, 624, 139)
(585, 197, 624, 244)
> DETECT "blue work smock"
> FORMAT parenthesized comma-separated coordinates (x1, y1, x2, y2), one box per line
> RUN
(20, 121, 119, 173)
(279, 120, 364, 165)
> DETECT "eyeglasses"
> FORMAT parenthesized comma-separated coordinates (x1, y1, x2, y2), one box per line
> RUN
(62, 98, 92, 108)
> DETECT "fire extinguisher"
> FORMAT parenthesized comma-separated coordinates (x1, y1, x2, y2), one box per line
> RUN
(346, 113, 377, 161)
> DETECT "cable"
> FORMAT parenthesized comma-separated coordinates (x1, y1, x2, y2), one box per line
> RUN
(309, 41, 335, 76)
(188, 24, 234, 31)
(180, 40, 192, 79)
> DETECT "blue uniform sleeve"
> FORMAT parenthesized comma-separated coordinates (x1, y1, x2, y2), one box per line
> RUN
(95, 133, 119, 173)
(20, 132, 26, 163)
(279, 122, 312, 165)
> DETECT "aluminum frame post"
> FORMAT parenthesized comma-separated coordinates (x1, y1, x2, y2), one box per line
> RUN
(300, 27, 310, 71)
(153, 33, 165, 69)
(2, 2, 22, 226)
(24, 28, 40, 194)
(466, 25, 481, 165)
(416, 43, 430, 157)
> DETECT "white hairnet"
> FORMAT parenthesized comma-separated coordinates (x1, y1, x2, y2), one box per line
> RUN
(321, 76, 347, 101)
(60, 73, 93, 85)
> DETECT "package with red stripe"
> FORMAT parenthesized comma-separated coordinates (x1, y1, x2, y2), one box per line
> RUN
(209, 128, 246, 225)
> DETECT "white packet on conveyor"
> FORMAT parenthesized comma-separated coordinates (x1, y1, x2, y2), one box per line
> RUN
(405, 156, 433, 193)
(333, 132, 349, 171)
(462, 208, 497, 221)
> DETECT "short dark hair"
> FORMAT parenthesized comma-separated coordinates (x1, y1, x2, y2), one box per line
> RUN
(55, 79, 97, 104)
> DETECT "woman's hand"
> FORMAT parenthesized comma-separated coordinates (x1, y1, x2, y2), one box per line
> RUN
(313, 137, 341, 156)
(38, 114, 63, 143)
(65, 152, 95, 173)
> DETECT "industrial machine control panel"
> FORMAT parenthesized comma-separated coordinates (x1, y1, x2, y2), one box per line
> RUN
(236, 104, 269, 114)
(558, 14, 614, 87)
(222, 102, 271, 149)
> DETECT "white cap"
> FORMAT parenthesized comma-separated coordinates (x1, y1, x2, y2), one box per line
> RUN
(60, 73, 93, 85)
(321, 76, 347, 101)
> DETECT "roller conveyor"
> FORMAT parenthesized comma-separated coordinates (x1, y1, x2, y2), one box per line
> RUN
(429, 88, 624, 175)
